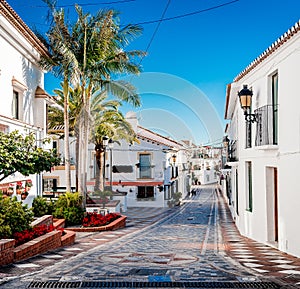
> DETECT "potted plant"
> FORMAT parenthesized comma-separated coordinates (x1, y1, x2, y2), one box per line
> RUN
(25, 180, 33, 192)
(7, 187, 14, 196)
(16, 181, 23, 195)
(21, 191, 29, 200)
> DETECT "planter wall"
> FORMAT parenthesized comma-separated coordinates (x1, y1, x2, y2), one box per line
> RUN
(67, 215, 127, 233)
(0, 239, 15, 266)
(0, 227, 76, 266)
(13, 230, 62, 262)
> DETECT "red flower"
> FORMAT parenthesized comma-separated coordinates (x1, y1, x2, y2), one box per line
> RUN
(82, 212, 120, 227)
(13, 224, 55, 246)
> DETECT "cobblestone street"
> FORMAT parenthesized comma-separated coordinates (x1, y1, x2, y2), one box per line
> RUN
(1, 185, 300, 288)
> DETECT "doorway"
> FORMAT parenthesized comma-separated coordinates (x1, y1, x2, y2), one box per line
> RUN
(266, 167, 278, 243)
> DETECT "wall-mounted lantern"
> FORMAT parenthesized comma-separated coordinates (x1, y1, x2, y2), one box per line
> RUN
(238, 85, 257, 123)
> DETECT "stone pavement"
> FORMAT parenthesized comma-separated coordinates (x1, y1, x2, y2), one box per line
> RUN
(1, 185, 300, 288)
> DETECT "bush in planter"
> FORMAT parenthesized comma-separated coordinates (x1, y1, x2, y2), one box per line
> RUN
(32, 196, 55, 217)
(53, 192, 84, 226)
(0, 194, 34, 238)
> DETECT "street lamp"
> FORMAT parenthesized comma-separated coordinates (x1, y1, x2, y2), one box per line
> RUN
(108, 139, 114, 191)
(238, 85, 257, 123)
(172, 154, 177, 165)
(102, 136, 109, 190)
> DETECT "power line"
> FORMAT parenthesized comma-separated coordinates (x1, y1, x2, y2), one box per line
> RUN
(141, 0, 171, 61)
(134, 0, 239, 26)
(34, 0, 135, 8)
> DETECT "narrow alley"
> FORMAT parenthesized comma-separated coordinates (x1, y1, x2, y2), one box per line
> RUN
(1, 185, 300, 288)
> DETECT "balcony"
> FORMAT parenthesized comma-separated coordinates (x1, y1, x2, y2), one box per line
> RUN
(255, 105, 278, 147)
(228, 140, 238, 162)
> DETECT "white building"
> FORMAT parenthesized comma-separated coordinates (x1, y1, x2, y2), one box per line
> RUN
(86, 112, 191, 210)
(0, 1, 52, 206)
(191, 146, 221, 186)
(224, 19, 300, 257)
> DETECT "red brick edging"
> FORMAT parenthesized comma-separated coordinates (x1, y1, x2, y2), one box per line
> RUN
(0, 215, 125, 266)
(66, 215, 127, 232)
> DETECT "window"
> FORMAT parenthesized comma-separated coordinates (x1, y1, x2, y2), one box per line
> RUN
(12, 91, 19, 119)
(139, 153, 152, 178)
(11, 78, 27, 121)
(272, 73, 278, 145)
(235, 169, 239, 215)
(246, 161, 253, 212)
(43, 178, 57, 192)
(137, 186, 154, 199)
(112, 165, 133, 173)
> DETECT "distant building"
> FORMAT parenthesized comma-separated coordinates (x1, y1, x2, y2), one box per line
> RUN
(224, 19, 300, 257)
(190, 146, 220, 186)
(44, 112, 192, 210)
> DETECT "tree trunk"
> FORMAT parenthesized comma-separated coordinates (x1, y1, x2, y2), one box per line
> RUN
(63, 78, 71, 193)
(94, 145, 104, 191)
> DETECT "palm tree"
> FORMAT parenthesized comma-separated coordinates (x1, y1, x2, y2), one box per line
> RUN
(91, 104, 137, 191)
(40, 2, 145, 198)
(48, 86, 137, 192)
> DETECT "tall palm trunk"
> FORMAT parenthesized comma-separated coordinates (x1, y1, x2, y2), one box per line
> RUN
(63, 77, 71, 192)
(94, 145, 105, 191)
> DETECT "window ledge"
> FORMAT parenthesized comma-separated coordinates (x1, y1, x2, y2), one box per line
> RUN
(255, 145, 278, 150)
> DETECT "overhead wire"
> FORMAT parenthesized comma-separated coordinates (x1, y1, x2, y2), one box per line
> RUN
(133, 0, 239, 26)
(139, 0, 171, 64)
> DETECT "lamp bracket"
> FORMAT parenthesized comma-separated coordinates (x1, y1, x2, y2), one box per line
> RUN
(245, 113, 257, 123)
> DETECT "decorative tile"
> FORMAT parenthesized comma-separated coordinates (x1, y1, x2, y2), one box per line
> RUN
(42, 254, 64, 259)
(278, 269, 300, 275)
(276, 264, 298, 269)
(270, 259, 293, 264)
(14, 263, 40, 268)
(242, 262, 263, 268)
(251, 268, 269, 273)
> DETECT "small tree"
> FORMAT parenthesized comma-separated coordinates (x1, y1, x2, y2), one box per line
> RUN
(0, 131, 60, 182)
(0, 194, 34, 238)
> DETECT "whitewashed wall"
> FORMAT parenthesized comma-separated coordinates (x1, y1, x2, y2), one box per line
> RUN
(226, 26, 300, 257)
(0, 5, 48, 206)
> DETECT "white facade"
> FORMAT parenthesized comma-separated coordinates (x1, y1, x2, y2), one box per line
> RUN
(0, 1, 50, 206)
(43, 112, 191, 209)
(224, 20, 300, 257)
(85, 112, 191, 209)
(191, 146, 220, 185)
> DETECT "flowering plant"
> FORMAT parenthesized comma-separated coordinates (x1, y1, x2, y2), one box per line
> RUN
(82, 212, 120, 227)
(25, 179, 32, 187)
(13, 224, 54, 246)
(16, 181, 23, 189)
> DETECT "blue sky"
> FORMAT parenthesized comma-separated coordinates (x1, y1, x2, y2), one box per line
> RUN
(8, 0, 300, 145)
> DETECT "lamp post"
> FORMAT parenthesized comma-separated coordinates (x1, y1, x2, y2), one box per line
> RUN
(238, 85, 257, 123)
(102, 136, 109, 191)
(108, 139, 114, 191)
(171, 154, 177, 178)
(222, 135, 230, 168)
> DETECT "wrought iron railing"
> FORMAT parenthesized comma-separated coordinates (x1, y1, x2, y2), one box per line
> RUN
(255, 104, 278, 146)
(228, 140, 238, 162)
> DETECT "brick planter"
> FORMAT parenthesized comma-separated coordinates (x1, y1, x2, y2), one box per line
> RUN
(0, 216, 77, 265)
(13, 230, 62, 262)
(67, 215, 127, 233)
(0, 239, 15, 266)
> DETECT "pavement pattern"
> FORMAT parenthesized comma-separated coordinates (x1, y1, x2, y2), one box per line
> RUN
(0, 185, 300, 288)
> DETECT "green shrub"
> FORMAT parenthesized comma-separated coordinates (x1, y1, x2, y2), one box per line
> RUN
(53, 192, 84, 226)
(32, 196, 55, 217)
(0, 194, 34, 238)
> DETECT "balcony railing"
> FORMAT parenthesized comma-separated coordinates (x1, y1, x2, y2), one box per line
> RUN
(255, 104, 278, 146)
(228, 140, 238, 162)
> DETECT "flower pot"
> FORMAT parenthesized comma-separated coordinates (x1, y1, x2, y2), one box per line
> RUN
(21, 192, 28, 200)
